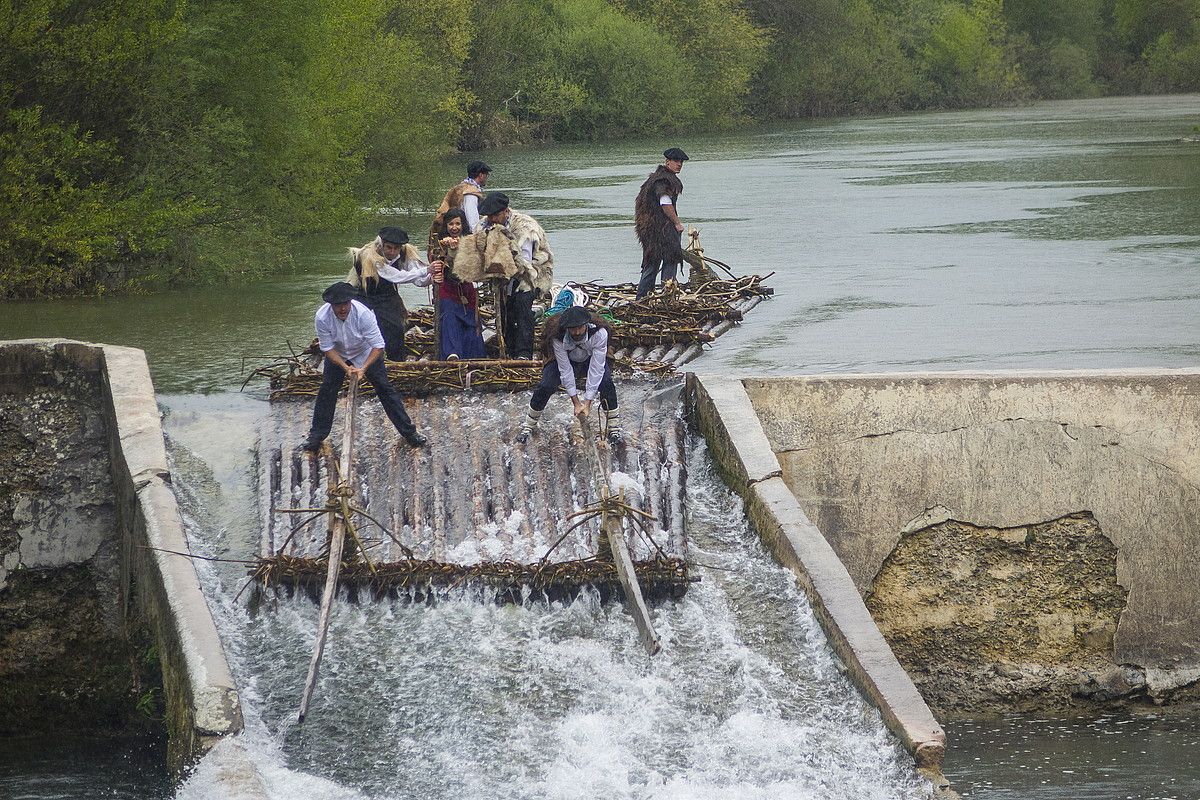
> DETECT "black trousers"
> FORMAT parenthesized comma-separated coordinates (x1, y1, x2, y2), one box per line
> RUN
(377, 317, 407, 362)
(306, 356, 417, 443)
(531, 360, 617, 412)
(635, 236, 682, 299)
(504, 289, 537, 359)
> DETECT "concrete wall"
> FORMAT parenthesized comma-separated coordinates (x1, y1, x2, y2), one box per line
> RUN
(740, 371, 1200, 711)
(686, 374, 951, 792)
(0, 340, 243, 774)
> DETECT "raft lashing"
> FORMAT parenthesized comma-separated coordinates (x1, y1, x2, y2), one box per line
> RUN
(249, 270, 771, 603)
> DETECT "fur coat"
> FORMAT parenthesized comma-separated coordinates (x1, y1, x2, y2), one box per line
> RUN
(452, 211, 554, 296)
(452, 227, 518, 283)
(345, 238, 420, 327)
(427, 180, 484, 252)
(634, 166, 684, 257)
(508, 210, 554, 296)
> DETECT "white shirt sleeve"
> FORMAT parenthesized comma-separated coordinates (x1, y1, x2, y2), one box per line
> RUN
(583, 328, 608, 402)
(462, 194, 480, 232)
(659, 194, 673, 206)
(316, 306, 336, 353)
(377, 256, 431, 287)
(357, 305, 386, 352)
(552, 337, 578, 397)
(520, 237, 535, 268)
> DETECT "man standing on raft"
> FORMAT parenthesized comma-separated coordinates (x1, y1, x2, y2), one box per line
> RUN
(301, 282, 427, 452)
(634, 147, 689, 299)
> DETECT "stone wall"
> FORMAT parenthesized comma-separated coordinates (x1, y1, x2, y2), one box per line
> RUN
(0, 340, 243, 775)
(741, 370, 1200, 714)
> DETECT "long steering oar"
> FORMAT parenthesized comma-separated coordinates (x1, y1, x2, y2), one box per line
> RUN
(298, 376, 359, 723)
(577, 414, 661, 656)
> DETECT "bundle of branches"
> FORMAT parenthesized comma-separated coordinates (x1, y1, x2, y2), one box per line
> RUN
(250, 553, 693, 601)
(608, 325, 714, 348)
(246, 353, 674, 400)
(575, 273, 772, 309)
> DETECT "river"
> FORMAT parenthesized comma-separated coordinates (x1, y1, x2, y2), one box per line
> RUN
(0, 94, 1197, 799)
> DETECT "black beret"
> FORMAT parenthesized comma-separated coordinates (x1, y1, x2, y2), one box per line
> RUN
(378, 226, 409, 245)
(663, 147, 689, 161)
(478, 192, 510, 217)
(322, 282, 358, 304)
(467, 160, 492, 177)
(560, 305, 591, 328)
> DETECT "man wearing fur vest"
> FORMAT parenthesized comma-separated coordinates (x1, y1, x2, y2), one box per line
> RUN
(634, 147, 689, 299)
(427, 160, 491, 253)
(477, 192, 554, 359)
(347, 226, 438, 361)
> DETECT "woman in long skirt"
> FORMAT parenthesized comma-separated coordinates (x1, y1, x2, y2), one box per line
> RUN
(428, 208, 486, 360)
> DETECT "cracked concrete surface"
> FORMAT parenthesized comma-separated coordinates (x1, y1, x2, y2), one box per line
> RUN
(745, 371, 1200, 683)
(0, 340, 244, 783)
(868, 512, 1132, 715)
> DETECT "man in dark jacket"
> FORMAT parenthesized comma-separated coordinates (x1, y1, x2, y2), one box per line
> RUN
(347, 226, 434, 361)
(634, 147, 688, 299)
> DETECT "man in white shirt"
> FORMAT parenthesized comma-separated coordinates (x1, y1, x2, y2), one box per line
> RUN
(516, 305, 622, 445)
(301, 282, 427, 452)
(633, 147, 688, 299)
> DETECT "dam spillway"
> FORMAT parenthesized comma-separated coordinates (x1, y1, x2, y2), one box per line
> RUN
(164, 399, 933, 799)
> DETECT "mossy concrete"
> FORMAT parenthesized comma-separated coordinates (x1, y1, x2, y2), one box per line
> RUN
(740, 369, 1200, 711)
(0, 340, 243, 777)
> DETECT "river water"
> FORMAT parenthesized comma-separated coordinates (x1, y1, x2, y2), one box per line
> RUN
(2, 94, 1198, 798)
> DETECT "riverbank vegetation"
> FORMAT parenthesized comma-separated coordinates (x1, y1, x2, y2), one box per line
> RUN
(3, 0, 1199, 297)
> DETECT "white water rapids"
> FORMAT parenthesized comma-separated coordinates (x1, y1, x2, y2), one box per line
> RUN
(161, 394, 929, 800)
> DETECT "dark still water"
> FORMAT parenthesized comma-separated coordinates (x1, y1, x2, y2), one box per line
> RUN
(0, 734, 169, 799)
(945, 712, 1200, 800)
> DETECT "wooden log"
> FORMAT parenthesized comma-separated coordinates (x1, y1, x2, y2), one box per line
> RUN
(674, 344, 704, 367)
(298, 378, 358, 723)
(664, 419, 687, 555)
(578, 416, 661, 656)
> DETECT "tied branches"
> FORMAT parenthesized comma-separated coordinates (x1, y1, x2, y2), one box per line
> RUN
(246, 354, 675, 400)
(248, 552, 693, 599)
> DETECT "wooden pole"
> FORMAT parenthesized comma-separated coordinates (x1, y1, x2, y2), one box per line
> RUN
(298, 377, 358, 722)
(431, 282, 441, 360)
(492, 278, 508, 359)
(578, 415, 661, 656)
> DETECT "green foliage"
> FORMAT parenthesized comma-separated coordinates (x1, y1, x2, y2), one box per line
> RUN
(1145, 30, 1200, 89)
(752, 0, 918, 116)
(4, 0, 1200, 296)
(919, 0, 1024, 106)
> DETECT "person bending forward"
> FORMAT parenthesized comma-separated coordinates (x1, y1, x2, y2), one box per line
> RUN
(516, 305, 622, 444)
(302, 282, 427, 452)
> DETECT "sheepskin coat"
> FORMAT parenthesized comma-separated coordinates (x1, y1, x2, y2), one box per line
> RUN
(452, 211, 554, 296)
(634, 165, 684, 260)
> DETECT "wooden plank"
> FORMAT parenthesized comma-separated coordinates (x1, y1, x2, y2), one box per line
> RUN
(298, 378, 358, 723)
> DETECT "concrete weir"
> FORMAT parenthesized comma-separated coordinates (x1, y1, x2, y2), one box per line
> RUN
(688, 369, 1200, 784)
(686, 373, 950, 787)
(0, 340, 244, 776)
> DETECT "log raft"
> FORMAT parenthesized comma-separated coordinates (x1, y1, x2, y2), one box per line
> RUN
(248, 271, 770, 605)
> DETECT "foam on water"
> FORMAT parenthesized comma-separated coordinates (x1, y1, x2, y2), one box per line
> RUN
(166, 403, 929, 800)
